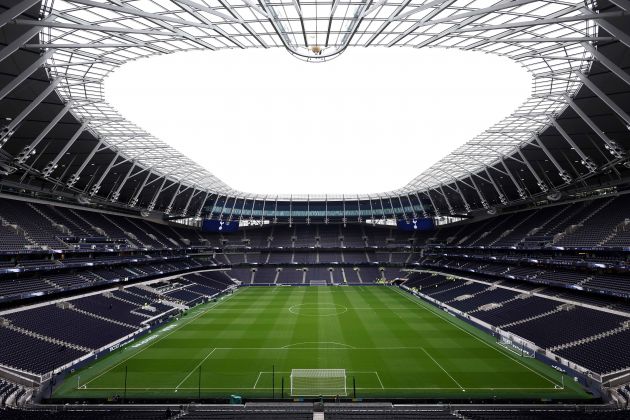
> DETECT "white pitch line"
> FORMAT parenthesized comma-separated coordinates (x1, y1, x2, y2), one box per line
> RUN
(82, 290, 240, 387)
(374, 371, 385, 389)
(390, 286, 562, 388)
(282, 341, 355, 349)
(420, 347, 464, 390)
(175, 348, 216, 389)
(82, 386, 562, 391)
(207, 346, 420, 350)
(252, 371, 263, 389)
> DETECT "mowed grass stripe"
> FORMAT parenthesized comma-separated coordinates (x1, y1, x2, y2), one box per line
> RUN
(81, 289, 242, 388)
(54, 286, 590, 400)
(388, 286, 562, 388)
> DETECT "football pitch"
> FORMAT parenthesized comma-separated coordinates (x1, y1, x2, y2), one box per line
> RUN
(54, 286, 591, 400)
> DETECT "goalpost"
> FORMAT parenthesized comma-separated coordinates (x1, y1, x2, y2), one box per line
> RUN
(497, 335, 535, 357)
(290, 369, 347, 396)
(309, 280, 328, 286)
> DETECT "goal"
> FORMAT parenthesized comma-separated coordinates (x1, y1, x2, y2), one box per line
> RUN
(309, 280, 328, 286)
(290, 369, 347, 396)
(497, 335, 535, 357)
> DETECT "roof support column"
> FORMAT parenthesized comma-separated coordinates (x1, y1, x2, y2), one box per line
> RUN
(451, 181, 471, 212)
(0, 25, 42, 63)
(129, 170, 154, 207)
(89, 152, 120, 196)
(483, 168, 507, 205)
(226, 195, 240, 222)
(164, 182, 184, 215)
(405, 194, 416, 219)
(397, 195, 408, 220)
(248, 197, 256, 221)
(414, 192, 428, 218)
(532, 135, 573, 183)
(43, 121, 88, 178)
(0, 0, 40, 29)
(206, 193, 220, 219)
(387, 197, 396, 220)
(180, 186, 197, 217)
(194, 190, 211, 218)
(580, 42, 630, 87)
(468, 175, 489, 209)
(288, 195, 293, 226)
(0, 50, 54, 102)
(516, 149, 548, 192)
(146, 177, 170, 211)
(500, 158, 527, 199)
(260, 197, 267, 223)
(438, 185, 455, 215)
(66, 139, 104, 187)
(1, 78, 61, 148)
(237, 197, 248, 222)
(272, 196, 279, 223)
(562, 94, 626, 159)
(575, 71, 630, 128)
(377, 196, 386, 220)
(367, 195, 375, 222)
(549, 118, 597, 172)
(425, 190, 440, 218)
(15, 101, 73, 164)
(110, 162, 138, 202)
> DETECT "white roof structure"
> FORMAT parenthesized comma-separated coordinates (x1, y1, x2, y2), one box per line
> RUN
(28, 0, 619, 200)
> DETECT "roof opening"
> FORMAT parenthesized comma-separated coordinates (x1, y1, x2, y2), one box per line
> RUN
(104, 47, 530, 195)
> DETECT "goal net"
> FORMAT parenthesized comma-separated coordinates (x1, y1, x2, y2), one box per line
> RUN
(309, 280, 328, 286)
(290, 369, 347, 396)
(497, 335, 535, 357)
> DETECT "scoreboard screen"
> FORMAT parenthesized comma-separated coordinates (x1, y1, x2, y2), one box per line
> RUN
(201, 219, 239, 233)
(396, 218, 435, 231)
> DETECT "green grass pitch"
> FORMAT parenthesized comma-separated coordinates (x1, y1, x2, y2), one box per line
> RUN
(54, 286, 592, 400)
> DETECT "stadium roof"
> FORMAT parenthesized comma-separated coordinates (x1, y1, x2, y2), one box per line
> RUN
(0, 0, 629, 218)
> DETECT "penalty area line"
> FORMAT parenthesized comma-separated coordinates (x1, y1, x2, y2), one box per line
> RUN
(374, 371, 385, 389)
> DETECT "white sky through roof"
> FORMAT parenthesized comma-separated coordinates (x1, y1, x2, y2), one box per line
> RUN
(104, 48, 531, 196)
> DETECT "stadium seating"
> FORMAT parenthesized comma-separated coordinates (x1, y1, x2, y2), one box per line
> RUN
(459, 410, 630, 420)
(555, 328, 630, 374)
(0, 327, 87, 375)
(1, 192, 630, 410)
(503, 306, 627, 349)
(3, 305, 138, 349)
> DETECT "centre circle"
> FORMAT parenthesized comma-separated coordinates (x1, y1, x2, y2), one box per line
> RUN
(289, 303, 347, 316)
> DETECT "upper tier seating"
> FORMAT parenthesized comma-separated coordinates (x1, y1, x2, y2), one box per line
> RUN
(0, 225, 32, 251)
(0, 201, 68, 249)
(555, 195, 630, 247)
(0, 258, 204, 302)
